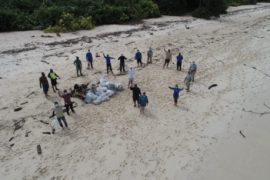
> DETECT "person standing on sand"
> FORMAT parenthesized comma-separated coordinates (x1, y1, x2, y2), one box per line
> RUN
(163, 48, 172, 69)
(139, 92, 148, 114)
(39, 72, 49, 97)
(189, 61, 197, 82)
(147, 48, 153, 64)
(128, 67, 135, 87)
(169, 85, 183, 106)
(184, 71, 192, 92)
(58, 89, 75, 115)
(86, 50, 93, 69)
(118, 54, 127, 73)
(51, 102, 69, 131)
(103, 53, 115, 74)
(74, 56, 83, 77)
(48, 69, 60, 92)
(176, 52, 183, 71)
(135, 50, 143, 67)
(130, 84, 141, 107)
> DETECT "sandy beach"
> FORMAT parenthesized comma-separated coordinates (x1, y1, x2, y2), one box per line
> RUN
(1, 3, 270, 180)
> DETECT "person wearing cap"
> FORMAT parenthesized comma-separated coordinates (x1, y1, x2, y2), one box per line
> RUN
(51, 102, 68, 130)
(39, 72, 49, 97)
(118, 54, 127, 73)
(128, 67, 135, 87)
(189, 61, 197, 82)
(103, 53, 115, 74)
(74, 56, 83, 77)
(184, 71, 192, 92)
(139, 92, 148, 114)
(58, 89, 75, 115)
(147, 48, 153, 64)
(169, 85, 184, 106)
(176, 52, 183, 71)
(135, 50, 142, 67)
(86, 50, 93, 69)
(48, 69, 60, 92)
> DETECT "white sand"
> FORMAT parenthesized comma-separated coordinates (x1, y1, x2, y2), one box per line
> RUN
(1, 3, 270, 180)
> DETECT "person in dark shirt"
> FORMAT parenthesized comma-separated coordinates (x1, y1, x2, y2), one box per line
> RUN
(86, 50, 93, 69)
(74, 56, 83, 77)
(39, 72, 49, 97)
(176, 53, 183, 71)
(118, 54, 127, 73)
(135, 50, 142, 67)
(130, 84, 141, 107)
(58, 89, 75, 115)
(103, 53, 115, 74)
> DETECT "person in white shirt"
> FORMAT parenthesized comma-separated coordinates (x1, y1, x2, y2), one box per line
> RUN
(128, 67, 135, 87)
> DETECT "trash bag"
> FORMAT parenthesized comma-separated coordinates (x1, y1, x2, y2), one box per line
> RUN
(51, 118, 61, 130)
(106, 90, 115, 97)
(84, 78, 122, 104)
(85, 92, 98, 103)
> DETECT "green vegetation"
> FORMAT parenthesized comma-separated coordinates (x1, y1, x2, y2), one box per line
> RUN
(0, 0, 268, 32)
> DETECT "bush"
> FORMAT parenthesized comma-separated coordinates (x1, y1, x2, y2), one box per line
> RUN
(45, 12, 94, 32)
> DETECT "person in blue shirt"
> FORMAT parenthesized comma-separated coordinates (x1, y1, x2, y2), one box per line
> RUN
(135, 50, 143, 67)
(139, 92, 148, 114)
(103, 53, 115, 74)
(86, 50, 93, 69)
(169, 85, 184, 106)
(176, 53, 183, 71)
(189, 61, 197, 82)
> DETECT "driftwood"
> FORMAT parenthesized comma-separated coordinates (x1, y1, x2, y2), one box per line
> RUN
(40, 120, 49, 125)
(14, 107, 23, 112)
(26, 91, 35, 98)
(243, 64, 270, 78)
(243, 103, 270, 117)
(14, 119, 25, 133)
(239, 130, 246, 138)
(208, 84, 218, 90)
(37, 145, 42, 155)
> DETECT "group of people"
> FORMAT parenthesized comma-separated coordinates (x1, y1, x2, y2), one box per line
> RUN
(39, 47, 198, 131)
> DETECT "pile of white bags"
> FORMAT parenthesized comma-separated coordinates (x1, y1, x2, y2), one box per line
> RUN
(85, 78, 123, 105)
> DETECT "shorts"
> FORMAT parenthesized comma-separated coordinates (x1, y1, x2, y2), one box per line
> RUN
(133, 96, 139, 102)
(165, 59, 170, 63)
(137, 59, 142, 64)
(51, 79, 57, 86)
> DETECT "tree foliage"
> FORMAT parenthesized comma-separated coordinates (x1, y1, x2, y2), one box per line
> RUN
(0, 0, 268, 32)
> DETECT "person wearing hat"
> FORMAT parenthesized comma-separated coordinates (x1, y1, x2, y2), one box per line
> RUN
(51, 102, 68, 130)
(86, 50, 93, 69)
(48, 69, 60, 92)
(74, 56, 83, 77)
(169, 85, 184, 106)
(118, 54, 127, 73)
